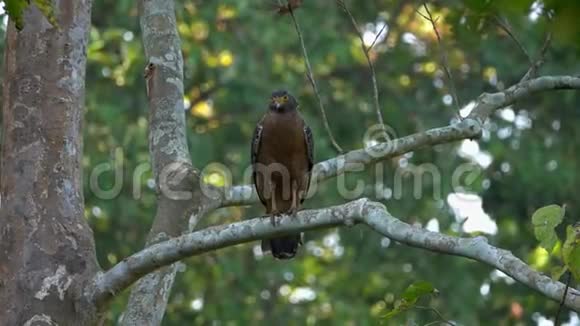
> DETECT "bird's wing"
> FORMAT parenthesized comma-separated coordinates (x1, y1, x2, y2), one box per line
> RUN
(251, 117, 268, 207)
(304, 124, 314, 170)
(301, 123, 314, 203)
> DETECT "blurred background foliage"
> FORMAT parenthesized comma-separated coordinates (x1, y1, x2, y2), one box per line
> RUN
(2, 0, 580, 324)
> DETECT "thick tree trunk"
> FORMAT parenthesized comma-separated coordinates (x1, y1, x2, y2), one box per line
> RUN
(0, 2, 100, 324)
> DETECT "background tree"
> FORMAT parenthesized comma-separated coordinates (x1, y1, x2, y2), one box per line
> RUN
(0, 0, 580, 325)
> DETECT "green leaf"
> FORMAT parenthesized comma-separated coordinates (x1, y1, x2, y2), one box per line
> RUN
(551, 265, 568, 281)
(33, 0, 58, 28)
(531, 205, 565, 252)
(562, 224, 580, 281)
(401, 281, 436, 304)
(3, 0, 57, 30)
(4, 0, 28, 30)
(381, 281, 437, 320)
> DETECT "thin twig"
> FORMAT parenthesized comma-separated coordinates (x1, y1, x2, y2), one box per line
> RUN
(520, 32, 552, 83)
(287, 1, 344, 153)
(494, 15, 534, 65)
(555, 271, 572, 326)
(415, 305, 455, 326)
(491, 14, 552, 83)
(272, 0, 302, 15)
(367, 0, 406, 51)
(458, 216, 469, 236)
(368, 23, 388, 51)
(423, 321, 451, 326)
(336, 0, 386, 137)
(418, 3, 461, 115)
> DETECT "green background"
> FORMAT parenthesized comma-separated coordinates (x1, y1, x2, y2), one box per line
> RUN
(3, 0, 580, 324)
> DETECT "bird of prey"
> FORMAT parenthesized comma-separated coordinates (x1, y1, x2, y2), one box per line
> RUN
(251, 90, 314, 259)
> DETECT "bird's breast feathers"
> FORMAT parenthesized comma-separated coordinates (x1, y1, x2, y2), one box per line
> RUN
(258, 112, 307, 163)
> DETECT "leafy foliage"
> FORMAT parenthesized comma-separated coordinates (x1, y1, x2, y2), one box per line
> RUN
(3, 0, 27, 29)
(562, 225, 580, 281)
(2, 0, 578, 324)
(382, 281, 437, 320)
(87, 0, 580, 323)
(3, 0, 56, 30)
(32, 0, 57, 28)
(551, 265, 568, 281)
(531, 204, 565, 252)
(530, 204, 580, 283)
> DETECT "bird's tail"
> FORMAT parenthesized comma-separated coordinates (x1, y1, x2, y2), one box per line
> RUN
(261, 233, 302, 259)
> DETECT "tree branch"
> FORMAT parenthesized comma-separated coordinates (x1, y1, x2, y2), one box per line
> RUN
(91, 198, 580, 311)
(520, 32, 551, 83)
(491, 14, 552, 83)
(555, 271, 572, 326)
(88, 74, 580, 318)
(418, 3, 461, 114)
(222, 75, 580, 207)
(493, 15, 533, 65)
(337, 0, 387, 136)
(287, 3, 344, 153)
(467, 75, 580, 122)
(118, 0, 198, 323)
(222, 118, 481, 206)
(415, 305, 454, 326)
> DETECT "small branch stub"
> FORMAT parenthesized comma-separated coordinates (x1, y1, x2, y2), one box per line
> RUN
(144, 62, 156, 97)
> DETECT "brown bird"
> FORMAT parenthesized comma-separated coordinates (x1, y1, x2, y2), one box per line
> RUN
(251, 90, 314, 259)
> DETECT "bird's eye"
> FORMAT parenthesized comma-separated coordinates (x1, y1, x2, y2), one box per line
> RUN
(283, 95, 289, 101)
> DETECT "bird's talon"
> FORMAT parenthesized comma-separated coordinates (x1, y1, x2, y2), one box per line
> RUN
(270, 213, 282, 226)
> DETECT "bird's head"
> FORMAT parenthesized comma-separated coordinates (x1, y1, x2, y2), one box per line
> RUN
(269, 90, 298, 113)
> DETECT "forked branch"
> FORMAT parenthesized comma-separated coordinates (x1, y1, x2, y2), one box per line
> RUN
(337, 0, 387, 136)
(91, 198, 580, 311)
(417, 3, 461, 114)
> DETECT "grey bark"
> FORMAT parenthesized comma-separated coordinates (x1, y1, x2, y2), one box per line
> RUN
(93, 198, 580, 311)
(0, 1, 578, 325)
(0, 1, 101, 325)
(120, 0, 202, 324)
